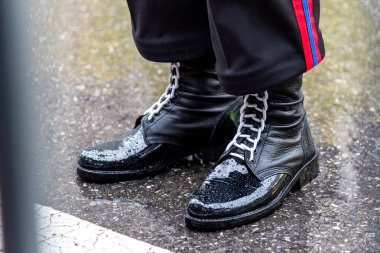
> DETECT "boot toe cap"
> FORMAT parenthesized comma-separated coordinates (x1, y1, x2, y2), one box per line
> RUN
(187, 169, 290, 219)
(77, 147, 121, 168)
(77, 127, 148, 169)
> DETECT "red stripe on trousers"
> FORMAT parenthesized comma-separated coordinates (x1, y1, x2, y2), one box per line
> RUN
(291, 0, 314, 70)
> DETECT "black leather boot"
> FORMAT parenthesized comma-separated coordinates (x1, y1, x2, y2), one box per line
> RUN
(185, 76, 319, 230)
(77, 61, 240, 182)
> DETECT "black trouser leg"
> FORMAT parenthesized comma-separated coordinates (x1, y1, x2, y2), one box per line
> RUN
(126, 0, 213, 62)
(126, 0, 325, 94)
(206, 0, 325, 94)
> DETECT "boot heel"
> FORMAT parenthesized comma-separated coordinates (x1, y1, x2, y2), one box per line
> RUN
(292, 155, 319, 191)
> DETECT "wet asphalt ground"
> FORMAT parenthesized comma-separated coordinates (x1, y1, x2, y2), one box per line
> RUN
(30, 0, 379, 252)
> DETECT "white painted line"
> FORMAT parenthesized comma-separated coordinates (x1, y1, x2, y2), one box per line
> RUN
(35, 205, 171, 253)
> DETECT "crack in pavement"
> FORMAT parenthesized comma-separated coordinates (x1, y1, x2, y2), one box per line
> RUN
(35, 205, 171, 253)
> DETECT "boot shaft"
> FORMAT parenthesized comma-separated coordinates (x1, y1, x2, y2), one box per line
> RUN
(266, 75, 305, 126)
(223, 76, 317, 180)
(142, 61, 239, 149)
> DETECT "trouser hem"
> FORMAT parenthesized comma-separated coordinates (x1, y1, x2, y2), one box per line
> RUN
(219, 60, 308, 95)
(135, 39, 213, 63)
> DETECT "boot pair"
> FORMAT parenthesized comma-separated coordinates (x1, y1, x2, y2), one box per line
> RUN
(77, 60, 319, 231)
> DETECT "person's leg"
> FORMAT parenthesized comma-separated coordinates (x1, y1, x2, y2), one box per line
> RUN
(185, 0, 324, 230)
(77, 1, 240, 182)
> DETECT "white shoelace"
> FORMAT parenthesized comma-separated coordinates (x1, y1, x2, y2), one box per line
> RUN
(226, 91, 268, 161)
(144, 62, 180, 121)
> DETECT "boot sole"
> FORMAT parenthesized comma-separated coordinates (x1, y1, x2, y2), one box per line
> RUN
(184, 153, 319, 231)
(76, 145, 226, 183)
(77, 162, 175, 183)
